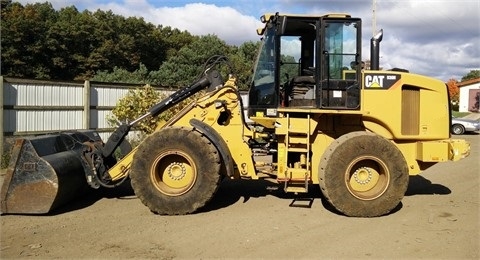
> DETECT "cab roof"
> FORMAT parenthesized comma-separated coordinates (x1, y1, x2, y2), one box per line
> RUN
(260, 13, 351, 23)
(257, 13, 355, 36)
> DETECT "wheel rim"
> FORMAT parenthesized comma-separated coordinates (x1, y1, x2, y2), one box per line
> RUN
(150, 150, 197, 196)
(345, 156, 390, 200)
(452, 125, 463, 134)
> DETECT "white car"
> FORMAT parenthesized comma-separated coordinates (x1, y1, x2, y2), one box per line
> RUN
(451, 116, 480, 135)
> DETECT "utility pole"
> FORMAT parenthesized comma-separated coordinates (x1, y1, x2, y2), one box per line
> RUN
(372, 0, 377, 36)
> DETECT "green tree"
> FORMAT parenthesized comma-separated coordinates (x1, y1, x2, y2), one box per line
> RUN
(151, 35, 231, 87)
(1, 2, 57, 78)
(279, 55, 298, 83)
(87, 11, 147, 78)
(229, 41, 260, 90)
(47, 7, 100, 79)
(1, 1, 260, 86)
(1, 0, 12, 9)
(1, 2, 176, 80)
(157, 25, 197, 61)
(461, 70, 480, 82)
(92, 63, 151, 84)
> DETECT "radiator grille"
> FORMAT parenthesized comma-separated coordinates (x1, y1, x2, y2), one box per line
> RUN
(401, 87, 420, 135)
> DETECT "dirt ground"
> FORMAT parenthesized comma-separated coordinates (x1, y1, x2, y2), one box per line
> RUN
(1, 134, 479, 259)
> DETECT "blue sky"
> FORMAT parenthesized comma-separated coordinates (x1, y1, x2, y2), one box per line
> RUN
(16, 0, 480, 81)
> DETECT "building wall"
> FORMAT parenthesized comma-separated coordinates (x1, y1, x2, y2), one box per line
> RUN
(459, 82, 480, 112)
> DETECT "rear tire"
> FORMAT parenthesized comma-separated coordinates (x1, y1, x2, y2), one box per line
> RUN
(318, 132, 408, 217)
(130, 127, 221, 215)
(451, 124, 465, 135)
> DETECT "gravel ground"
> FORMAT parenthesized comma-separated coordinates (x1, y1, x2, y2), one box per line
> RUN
(1, 134, 478, 259)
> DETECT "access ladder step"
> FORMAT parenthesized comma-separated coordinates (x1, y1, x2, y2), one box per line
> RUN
(284, 185, 308, 193)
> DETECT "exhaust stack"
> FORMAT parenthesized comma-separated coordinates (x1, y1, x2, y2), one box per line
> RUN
(370, 29, 383, 70)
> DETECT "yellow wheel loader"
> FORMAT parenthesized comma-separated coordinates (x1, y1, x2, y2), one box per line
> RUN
(1, 13, 470, 217)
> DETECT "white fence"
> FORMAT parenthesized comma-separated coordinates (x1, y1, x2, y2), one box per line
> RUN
(1, 76, 249, 162)
(1, 76, 174, 137)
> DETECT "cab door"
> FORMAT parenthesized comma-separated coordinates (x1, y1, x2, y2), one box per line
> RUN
(318, 18, 362, 109)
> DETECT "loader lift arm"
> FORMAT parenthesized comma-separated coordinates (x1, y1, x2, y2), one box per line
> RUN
(94, 56, 230, 188)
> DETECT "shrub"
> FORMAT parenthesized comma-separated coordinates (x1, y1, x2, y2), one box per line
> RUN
(1, 152, 11, 169)
(107, 85, 163, 134)
(451, 103, 459, 112)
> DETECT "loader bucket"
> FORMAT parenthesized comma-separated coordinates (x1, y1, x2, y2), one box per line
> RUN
(1, 131, 101, 214)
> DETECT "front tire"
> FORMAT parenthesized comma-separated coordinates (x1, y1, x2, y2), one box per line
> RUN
(318, 132, 408, 217)
(130, 127, 221, 215)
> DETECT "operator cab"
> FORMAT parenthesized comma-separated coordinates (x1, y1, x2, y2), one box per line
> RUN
(248, 13, 362, 117)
